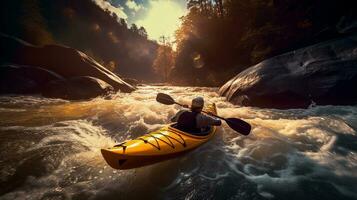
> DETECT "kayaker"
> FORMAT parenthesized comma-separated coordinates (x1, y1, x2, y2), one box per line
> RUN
(171, 97, 221, 135)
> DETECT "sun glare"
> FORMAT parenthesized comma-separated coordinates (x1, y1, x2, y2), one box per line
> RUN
(135, 0, 186, 42)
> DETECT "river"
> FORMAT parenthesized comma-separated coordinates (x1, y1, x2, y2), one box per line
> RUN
(0, 85, 356, 200)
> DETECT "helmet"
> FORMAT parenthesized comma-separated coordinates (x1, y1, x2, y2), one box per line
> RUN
(191, 96, 204, 110)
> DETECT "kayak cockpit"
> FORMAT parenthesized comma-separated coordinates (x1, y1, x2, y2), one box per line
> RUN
(170, 123, 213, 136)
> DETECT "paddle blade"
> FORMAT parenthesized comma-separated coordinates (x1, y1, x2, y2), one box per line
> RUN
(156, 93, 175, 105)
(225, 118, 251, 136)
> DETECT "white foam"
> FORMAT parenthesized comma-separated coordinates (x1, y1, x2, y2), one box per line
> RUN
(1, 85, 357, 199)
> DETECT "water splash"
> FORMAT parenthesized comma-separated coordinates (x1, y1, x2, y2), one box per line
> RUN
(0, 85, 356, 200)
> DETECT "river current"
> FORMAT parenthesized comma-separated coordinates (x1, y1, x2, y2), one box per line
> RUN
(0, 85, 356, 200)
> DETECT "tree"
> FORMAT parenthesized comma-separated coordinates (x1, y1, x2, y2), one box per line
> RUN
(187, 0, 213, 16)
(138, 26, 148, 38)
(130, 23, 138, 33)
(119, 18, 127, 28)
(153, 36, 174, 82)
(187, 0, 224, 17)
(214, 0, 224, 17)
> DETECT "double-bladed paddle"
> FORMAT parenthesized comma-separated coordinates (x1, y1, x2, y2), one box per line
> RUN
(156, 93, 251, 136)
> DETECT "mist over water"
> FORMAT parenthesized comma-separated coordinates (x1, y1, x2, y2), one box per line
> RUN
(0, 85, 356, 200)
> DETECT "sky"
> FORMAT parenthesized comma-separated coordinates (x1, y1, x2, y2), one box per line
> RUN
(94, 0, 187, 42)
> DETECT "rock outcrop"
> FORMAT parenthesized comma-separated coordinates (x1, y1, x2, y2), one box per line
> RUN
(0, 33, 135, 99)
(219, 34, 357, 109)
(1, 34, 134, 90)
(0, 64, 63, 94)
(122, 78, 139, 87)
(42, 76, 114, 100)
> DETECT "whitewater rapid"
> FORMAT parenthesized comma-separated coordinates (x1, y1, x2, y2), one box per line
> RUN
(0, 85, 356, 200)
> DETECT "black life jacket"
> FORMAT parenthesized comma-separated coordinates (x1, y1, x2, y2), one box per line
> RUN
(177, 111, 200, 133)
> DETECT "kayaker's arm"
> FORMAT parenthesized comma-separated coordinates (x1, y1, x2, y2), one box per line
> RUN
(211, 118, 222, 126)
(209, 116, 222, 126)
(197, 114, 222, 127)
(171, 110, 186, 122)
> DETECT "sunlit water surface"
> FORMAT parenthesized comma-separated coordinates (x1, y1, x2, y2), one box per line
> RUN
(0, 85, 356, 200)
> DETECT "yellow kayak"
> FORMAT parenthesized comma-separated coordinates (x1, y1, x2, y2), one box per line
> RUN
(101, 103, 218, 169)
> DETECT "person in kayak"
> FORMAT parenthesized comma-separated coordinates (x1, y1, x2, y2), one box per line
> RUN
(171, 97, 221, 135)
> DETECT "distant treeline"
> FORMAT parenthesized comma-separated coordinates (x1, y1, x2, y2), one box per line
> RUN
(0, 0, 159, 81)
(171, 0, 357, 86)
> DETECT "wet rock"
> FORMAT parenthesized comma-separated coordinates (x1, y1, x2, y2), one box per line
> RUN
(219, 34, 357, 109)
(122, 78, 139, 86)
(0, 33, 135, 93)
(0, 64, 63, 94)
(42, 76, 114, 100)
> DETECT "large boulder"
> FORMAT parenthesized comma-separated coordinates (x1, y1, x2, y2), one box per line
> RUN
(219, 34, 357, 109)
(0, 64, 63, 94)
(42, 76, 114, 100)
(0, 33, 135, 92)
(122, 78, 139, 86)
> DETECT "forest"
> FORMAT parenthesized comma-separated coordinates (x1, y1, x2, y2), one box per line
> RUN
(169, 0, 356, 86)
(1, 0, 356, 86)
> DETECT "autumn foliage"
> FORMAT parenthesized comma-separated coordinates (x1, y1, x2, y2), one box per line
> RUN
(153, 39, 175, 82)
(171, 0, 356, 86)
